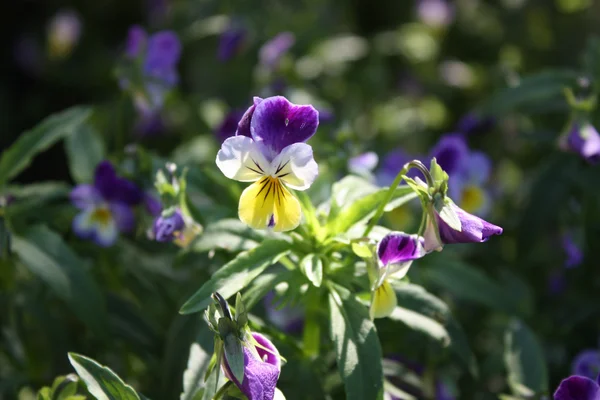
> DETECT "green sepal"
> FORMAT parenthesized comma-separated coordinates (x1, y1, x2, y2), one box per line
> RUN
(429, 158, 449, 197)
(219, 318, 245, 385)
(402, 176, 430, 204)
(155, 169, 177, 198)
(435, 197, 462, 232)
(235, 293, 248, 328)
(351, 241, 374, 259)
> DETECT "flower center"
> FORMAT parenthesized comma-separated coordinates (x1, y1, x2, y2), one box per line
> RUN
(461, 185, 485, 213)
(90, 207, 112, 226)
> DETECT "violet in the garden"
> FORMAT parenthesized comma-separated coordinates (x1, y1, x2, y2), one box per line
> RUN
(216, 95, 319, 232)
(153, 208, 185, 242)
(554, 374, 600, 400)
(70, 161, 142, 247)
(562, 122, 600, 163)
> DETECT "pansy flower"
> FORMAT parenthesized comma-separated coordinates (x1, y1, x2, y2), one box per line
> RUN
(70, 161, 142, 247)
(371, 232, 427, 319)
(222, 332, 281, 400)
(554, 374, 600, 400)
(216, 96, 319, 232)
(561, 122, 600, 164)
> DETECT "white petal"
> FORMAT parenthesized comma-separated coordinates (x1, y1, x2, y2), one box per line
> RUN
(216, 136, 269, 182)
(270, 143, 318, 191)
(95, 220, 118, 247)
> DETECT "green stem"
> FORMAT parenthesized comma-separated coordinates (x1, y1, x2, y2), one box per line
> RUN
(302, 287, 321, 358)
(362, 160, 432, 237)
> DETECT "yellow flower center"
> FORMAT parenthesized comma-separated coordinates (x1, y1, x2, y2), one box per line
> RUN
(461, 185, 485, 213)
(90, 207, 112, 227)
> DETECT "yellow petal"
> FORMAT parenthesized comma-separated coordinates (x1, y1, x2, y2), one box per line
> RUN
(239, 177, 301, 232)
(461, 185, 487, 214)
(370, 280, 397, 319)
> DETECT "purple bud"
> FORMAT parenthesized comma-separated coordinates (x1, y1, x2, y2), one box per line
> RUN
(153, 209, 185, 242)
(125, 25, 148, 58)
(565, 123, 600, 164)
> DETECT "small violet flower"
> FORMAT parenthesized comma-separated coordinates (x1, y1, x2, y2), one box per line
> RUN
(562, 123, 600, 164)
(371, 232, 426, 319)
(222, 332, 281, 400)
(573, 350, 600, 379)
(70, 161, 142, 247)
(216, 96, 319, 232)
(259, 32, 295, 70)
(153, 208, 185, 242)
(554, 374, 600, 400)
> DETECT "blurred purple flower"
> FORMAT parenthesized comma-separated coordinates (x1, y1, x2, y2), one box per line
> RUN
(455, 113, 495, 136)
(318, 108, 334, 124)
(218, 25, 246, 62)
(563, 123, 600, 164)
(153, 208, 185, 242)
(573, 351, 600, 380)
(377, 149, 424, 187)
(348, 152, 378, 175)
(222, 332, 281, 400)
(429, 134, 468, 198)
(554, 375, 600, 400)
(259, 32, 295, 69)
(416, 0, 455, 28)
(263, 291, 304, 334)
(70, 161, 142, 247)
(143, 193, 162, 217)
(47, 9, 82, 60)
(216, 110, 244, 143)
(563, 233, 583, 268)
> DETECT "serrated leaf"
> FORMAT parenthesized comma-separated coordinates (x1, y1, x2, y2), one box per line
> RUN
(504, 319, 548, 397)
(0, 106, 92, 185)
(12, 225, 107, 333)
(68, 353, 140, 400)
(180, 238, 292, 314)
(328, 286, 384, 400)
(300, 254, 323, 287)
(64, 124, 105, 183)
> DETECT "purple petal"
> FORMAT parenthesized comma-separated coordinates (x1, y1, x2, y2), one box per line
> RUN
(145, 31, 181, 68)
(70, 184, 101, 209)
(429, 134, 469, 179)
(572, 351, 600, 379)
(377, 149, 424, 186)
(110, 202, 136, 233)
(435, 380, 455, 400)
(143, 193, 162, 217)
(467, 151, 492, 185)
(348, 152, 378, 174)
(224, 333, 281, 400)
(377, 232, 426, 266)
(217, 110, 245, 143)
(236, 97, 264, 138)
(554, 375, 600, 400)
(259, 32, 295, 69)
(125, 25, 147, 58)
(94, 161, 143, 205)
(250, 96, 319, 161)
(562, 233, 583, 269)
(153, 209, 186, 242)
(218, 26, 246, 62)
(567, 123, 600, 164)
(436, 203, 502, 244)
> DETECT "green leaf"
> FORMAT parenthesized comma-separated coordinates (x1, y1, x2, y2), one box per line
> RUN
(583, 36, 600, 91)
(241, 268, 293, 310)
(189, 219, 274, 253)
(328, 286, 384, 400)
(0, 106, 92, 186)
(68, 353, 140, 400)
(388, 307, 449, 345)
(12, 225, 107, 333)
(180, 238, 292, 314)
(504, 319, 548, 397)
(300, 254, 323, 287)
(220, 323, 244, 385)
(327, 185, 416, 235)
(478, 69, 578, 116)
(181, 343, 212, 400)
(64, 124, 105, 183)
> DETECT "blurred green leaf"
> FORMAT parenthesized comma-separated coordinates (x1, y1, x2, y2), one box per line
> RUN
(388, 306, 449, 345)
(180, 238, 292, 314)
(328, 285, 384, 400)
(478, 69, 578, 115)
(241, 268, 293, 310)
(12, 225, 108, 333)
(68, 353, 141, 400)
(0, 106, 92, 186)
(189, 219, 273, 253)
(504, 319, 548, 397)
(300, 254, 323, 287)
(64, 124, 105, 183)
(181, 342, 212, 400)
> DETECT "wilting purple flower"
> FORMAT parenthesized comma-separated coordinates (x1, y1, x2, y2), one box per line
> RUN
(153, 208, 185, 242)
(47, 9, 82, 59)
(263, 291, 304, 334)
(218, 25, 246, 62)
(456, 113, 495, 136)
(563, 123, 600, 163)
(222, 332, 281, 400)
(563, 233, 583, 268)
(423, 202, 502, 252)
(554, 375, 600, 400)
(216, 110, 245, 143)
(259, 32, 295, 69)
(573, 351, 600, 380)
(70, 161, 142, 247)
(416, 0, 455, 28)
(216, 96, 319, 232)
(348, 152, 378, 175)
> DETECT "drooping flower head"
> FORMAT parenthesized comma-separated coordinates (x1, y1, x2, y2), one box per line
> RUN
(370, 232, 427, 318)
(222, 332, 282, 400)
(573, 351, 600, 380)
(554, 374, 600, 400)
(121, 25, 181, 134)
(216, 96, 319, 232)
(70, 161, 143, 247)
(47, 9, 82, 60)
(259, 32, 295, 70)
(561, 122, 600, 164)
